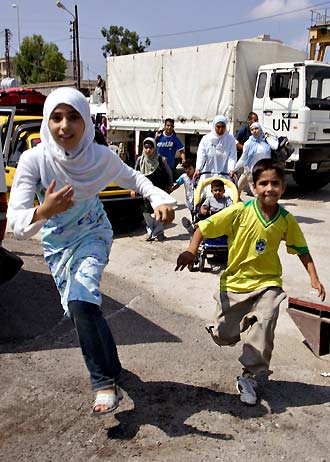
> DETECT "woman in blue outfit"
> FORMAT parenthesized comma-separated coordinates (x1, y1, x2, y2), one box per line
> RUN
(234, 122, 278, 197)
(8, 88, 176, 416)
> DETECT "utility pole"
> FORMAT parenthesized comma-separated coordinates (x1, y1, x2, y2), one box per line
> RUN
(75, 4, 81, 89)
(69, 19, 77, 82)
(5, 29, 11, 77)
(56, 2, 81, 89)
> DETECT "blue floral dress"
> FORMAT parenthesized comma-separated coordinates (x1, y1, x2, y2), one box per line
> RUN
(37, 184, 112, 315)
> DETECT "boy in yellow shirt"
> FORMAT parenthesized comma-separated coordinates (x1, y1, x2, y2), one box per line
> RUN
(176, 158, 325, 405)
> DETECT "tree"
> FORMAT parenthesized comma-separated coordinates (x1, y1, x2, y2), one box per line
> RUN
(12, 35, 66, 84)
(101, 26, 151, 57)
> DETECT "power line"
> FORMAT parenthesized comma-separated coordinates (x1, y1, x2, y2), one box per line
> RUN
(142, 1, 330, 40)
(71, 2, 330, 42)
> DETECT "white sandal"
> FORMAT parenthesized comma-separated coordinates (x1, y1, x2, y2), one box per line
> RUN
(92, 386, 123, 416)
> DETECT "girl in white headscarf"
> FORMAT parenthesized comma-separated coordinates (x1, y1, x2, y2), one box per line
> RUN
(8, 87, 176, 416)
(234, 122, 278, 197)
(195, 115, 237, 181)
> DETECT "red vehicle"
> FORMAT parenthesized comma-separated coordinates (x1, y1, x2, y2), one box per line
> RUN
(0, 88, 46, 115)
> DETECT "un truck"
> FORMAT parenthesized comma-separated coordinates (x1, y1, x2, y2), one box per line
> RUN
(106, 35, 330, 188)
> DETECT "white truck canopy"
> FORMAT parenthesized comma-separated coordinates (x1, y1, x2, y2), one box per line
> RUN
(106, 37, 306, 134)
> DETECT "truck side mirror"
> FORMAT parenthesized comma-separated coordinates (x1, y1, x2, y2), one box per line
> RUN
(290, 71, 299, 99)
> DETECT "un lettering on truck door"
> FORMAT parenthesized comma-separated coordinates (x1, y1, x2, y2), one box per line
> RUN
(254, 61, 330, 189)
(272, 118, 290, 133)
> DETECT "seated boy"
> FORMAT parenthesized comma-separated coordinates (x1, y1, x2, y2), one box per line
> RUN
(199, 179, 233, 218)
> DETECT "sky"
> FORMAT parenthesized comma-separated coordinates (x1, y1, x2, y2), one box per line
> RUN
(2, 0, 330, 81)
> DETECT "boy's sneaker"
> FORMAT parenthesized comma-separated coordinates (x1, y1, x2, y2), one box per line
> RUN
(236, 375, 258, 406)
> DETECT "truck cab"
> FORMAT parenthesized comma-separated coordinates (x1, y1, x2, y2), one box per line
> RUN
(253, 60, 330, 188)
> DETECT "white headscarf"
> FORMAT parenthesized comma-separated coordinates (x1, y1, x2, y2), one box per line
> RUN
(37, 87, 114, 200)
(206, 115, 228, 145)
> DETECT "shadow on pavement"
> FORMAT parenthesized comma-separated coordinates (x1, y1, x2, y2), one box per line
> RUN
(105, 369, 330, 442)
(108, 369, 235, 441)
(0, 268, 180, 354)
(293, 216, 324, 224)
(282, 181, 330, 202)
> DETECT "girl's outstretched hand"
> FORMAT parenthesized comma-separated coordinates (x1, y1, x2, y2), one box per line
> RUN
(154, 205, 175, 223)
(34, 180, 74, 222)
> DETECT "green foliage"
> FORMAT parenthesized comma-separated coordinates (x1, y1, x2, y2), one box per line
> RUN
(101, 26, 151, 57)
(12, 35, 66, 84)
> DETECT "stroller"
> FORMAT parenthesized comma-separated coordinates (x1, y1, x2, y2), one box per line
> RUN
(191, 174, 239, 271)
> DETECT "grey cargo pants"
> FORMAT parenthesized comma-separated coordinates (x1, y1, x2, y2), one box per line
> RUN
(206, 287, 286, 376)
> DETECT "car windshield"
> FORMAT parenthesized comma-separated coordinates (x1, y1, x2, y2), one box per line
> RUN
(0, 116, 11, 152)
(306, 65, 330, 109)
(7, 132, 41, 167)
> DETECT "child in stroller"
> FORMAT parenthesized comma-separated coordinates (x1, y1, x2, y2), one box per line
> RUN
(191, 176, 238, 271)
(198, 179, 233, 217)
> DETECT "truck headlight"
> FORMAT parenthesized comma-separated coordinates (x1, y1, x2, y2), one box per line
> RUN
(307, 132, 316, 140)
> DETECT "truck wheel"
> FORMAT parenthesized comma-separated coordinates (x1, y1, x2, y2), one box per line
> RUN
(292, 171, 330, 191)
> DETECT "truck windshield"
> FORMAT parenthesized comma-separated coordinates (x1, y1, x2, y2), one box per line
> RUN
(306, 65, 330, 109)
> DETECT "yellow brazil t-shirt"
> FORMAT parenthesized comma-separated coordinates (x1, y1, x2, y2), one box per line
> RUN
(198, 199, 309, 293)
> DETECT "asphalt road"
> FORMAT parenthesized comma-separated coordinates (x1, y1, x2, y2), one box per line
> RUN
(0, 181, 329, 461)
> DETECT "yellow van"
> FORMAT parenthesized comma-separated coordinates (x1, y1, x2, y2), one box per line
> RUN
(4, 119, 142, 224)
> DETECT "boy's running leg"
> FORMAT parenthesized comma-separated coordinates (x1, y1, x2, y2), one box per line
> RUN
(207, 289, 286, 405)
(207, 291, 258, 405)
(237, 287, 286, 404)
(239, 287, 286, 376)
(236, 374, 258, 405)
(206, 290, 252, 347)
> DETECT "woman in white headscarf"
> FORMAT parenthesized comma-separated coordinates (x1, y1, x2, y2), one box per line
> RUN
(234, 121, 278, 197)
(8, 87, 176, 416)
(195, 115, 237, 181)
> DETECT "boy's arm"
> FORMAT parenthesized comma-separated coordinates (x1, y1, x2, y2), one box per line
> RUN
(169, 183, 180, 193)
(170, 174, 184, 193)
(178, 148, 186, 163)
(299, 253, 326, 301)
(200, 205, 208, 215)
(175, 227, 203, 271)
(200, 197, 209, 215)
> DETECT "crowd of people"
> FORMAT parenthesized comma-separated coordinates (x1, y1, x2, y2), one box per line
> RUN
(7, 88, 326, 416)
